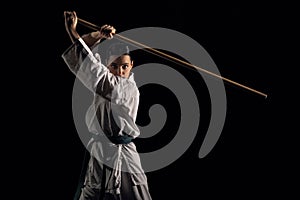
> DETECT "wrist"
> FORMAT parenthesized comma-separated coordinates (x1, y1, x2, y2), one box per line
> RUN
(70, 29, 80, 40)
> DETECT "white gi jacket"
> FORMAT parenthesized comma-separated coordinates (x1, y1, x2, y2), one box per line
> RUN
(62, 38, 149, 195)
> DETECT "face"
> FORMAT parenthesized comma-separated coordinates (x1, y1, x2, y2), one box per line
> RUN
(107, 55, 133, 78)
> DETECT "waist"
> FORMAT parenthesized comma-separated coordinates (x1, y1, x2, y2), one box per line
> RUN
(107, 135, 133, 144)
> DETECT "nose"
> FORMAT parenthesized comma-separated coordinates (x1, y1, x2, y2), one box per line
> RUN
(116, 66, 124, 76)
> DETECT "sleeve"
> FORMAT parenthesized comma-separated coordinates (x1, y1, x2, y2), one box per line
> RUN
(61, 38, 120, 99)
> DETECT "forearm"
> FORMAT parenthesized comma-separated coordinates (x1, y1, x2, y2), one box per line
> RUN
(81, 31, 103, 48)
(66, 27, 80, 43)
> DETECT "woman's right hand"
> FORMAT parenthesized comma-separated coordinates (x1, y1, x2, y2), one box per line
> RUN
(64, 11, 80, 42)
(64, 11, 78, 32)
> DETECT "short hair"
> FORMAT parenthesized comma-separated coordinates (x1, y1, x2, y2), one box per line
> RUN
(106, 42, 131, 61)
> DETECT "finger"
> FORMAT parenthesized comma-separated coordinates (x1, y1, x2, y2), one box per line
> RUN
(64, 11, 70, 18)
(111, 28, 116, 35)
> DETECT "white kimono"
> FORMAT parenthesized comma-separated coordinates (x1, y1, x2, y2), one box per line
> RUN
(62, 38, 152, 200)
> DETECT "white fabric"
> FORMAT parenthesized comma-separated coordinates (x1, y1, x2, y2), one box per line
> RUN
(62, 38, 151, 198)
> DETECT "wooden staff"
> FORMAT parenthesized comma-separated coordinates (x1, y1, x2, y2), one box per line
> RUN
(77, 17, 268, 98)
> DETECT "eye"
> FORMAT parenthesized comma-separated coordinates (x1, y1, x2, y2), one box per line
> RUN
(110, 63, 118, 69)
(121, 65, 129, 70)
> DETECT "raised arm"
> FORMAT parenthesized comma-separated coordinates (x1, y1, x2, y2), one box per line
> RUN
(64, 11, 116, 47)
(62, 11, 120, 96)
(64, 11, 80, 43)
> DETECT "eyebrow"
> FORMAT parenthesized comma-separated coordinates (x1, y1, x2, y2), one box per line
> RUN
(111, 62, 130, 65)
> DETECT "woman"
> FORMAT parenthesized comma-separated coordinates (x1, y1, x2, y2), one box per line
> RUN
(62, 11, 152, 200)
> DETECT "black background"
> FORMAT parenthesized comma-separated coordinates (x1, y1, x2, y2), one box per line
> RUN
(4, 1, 296, 199)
